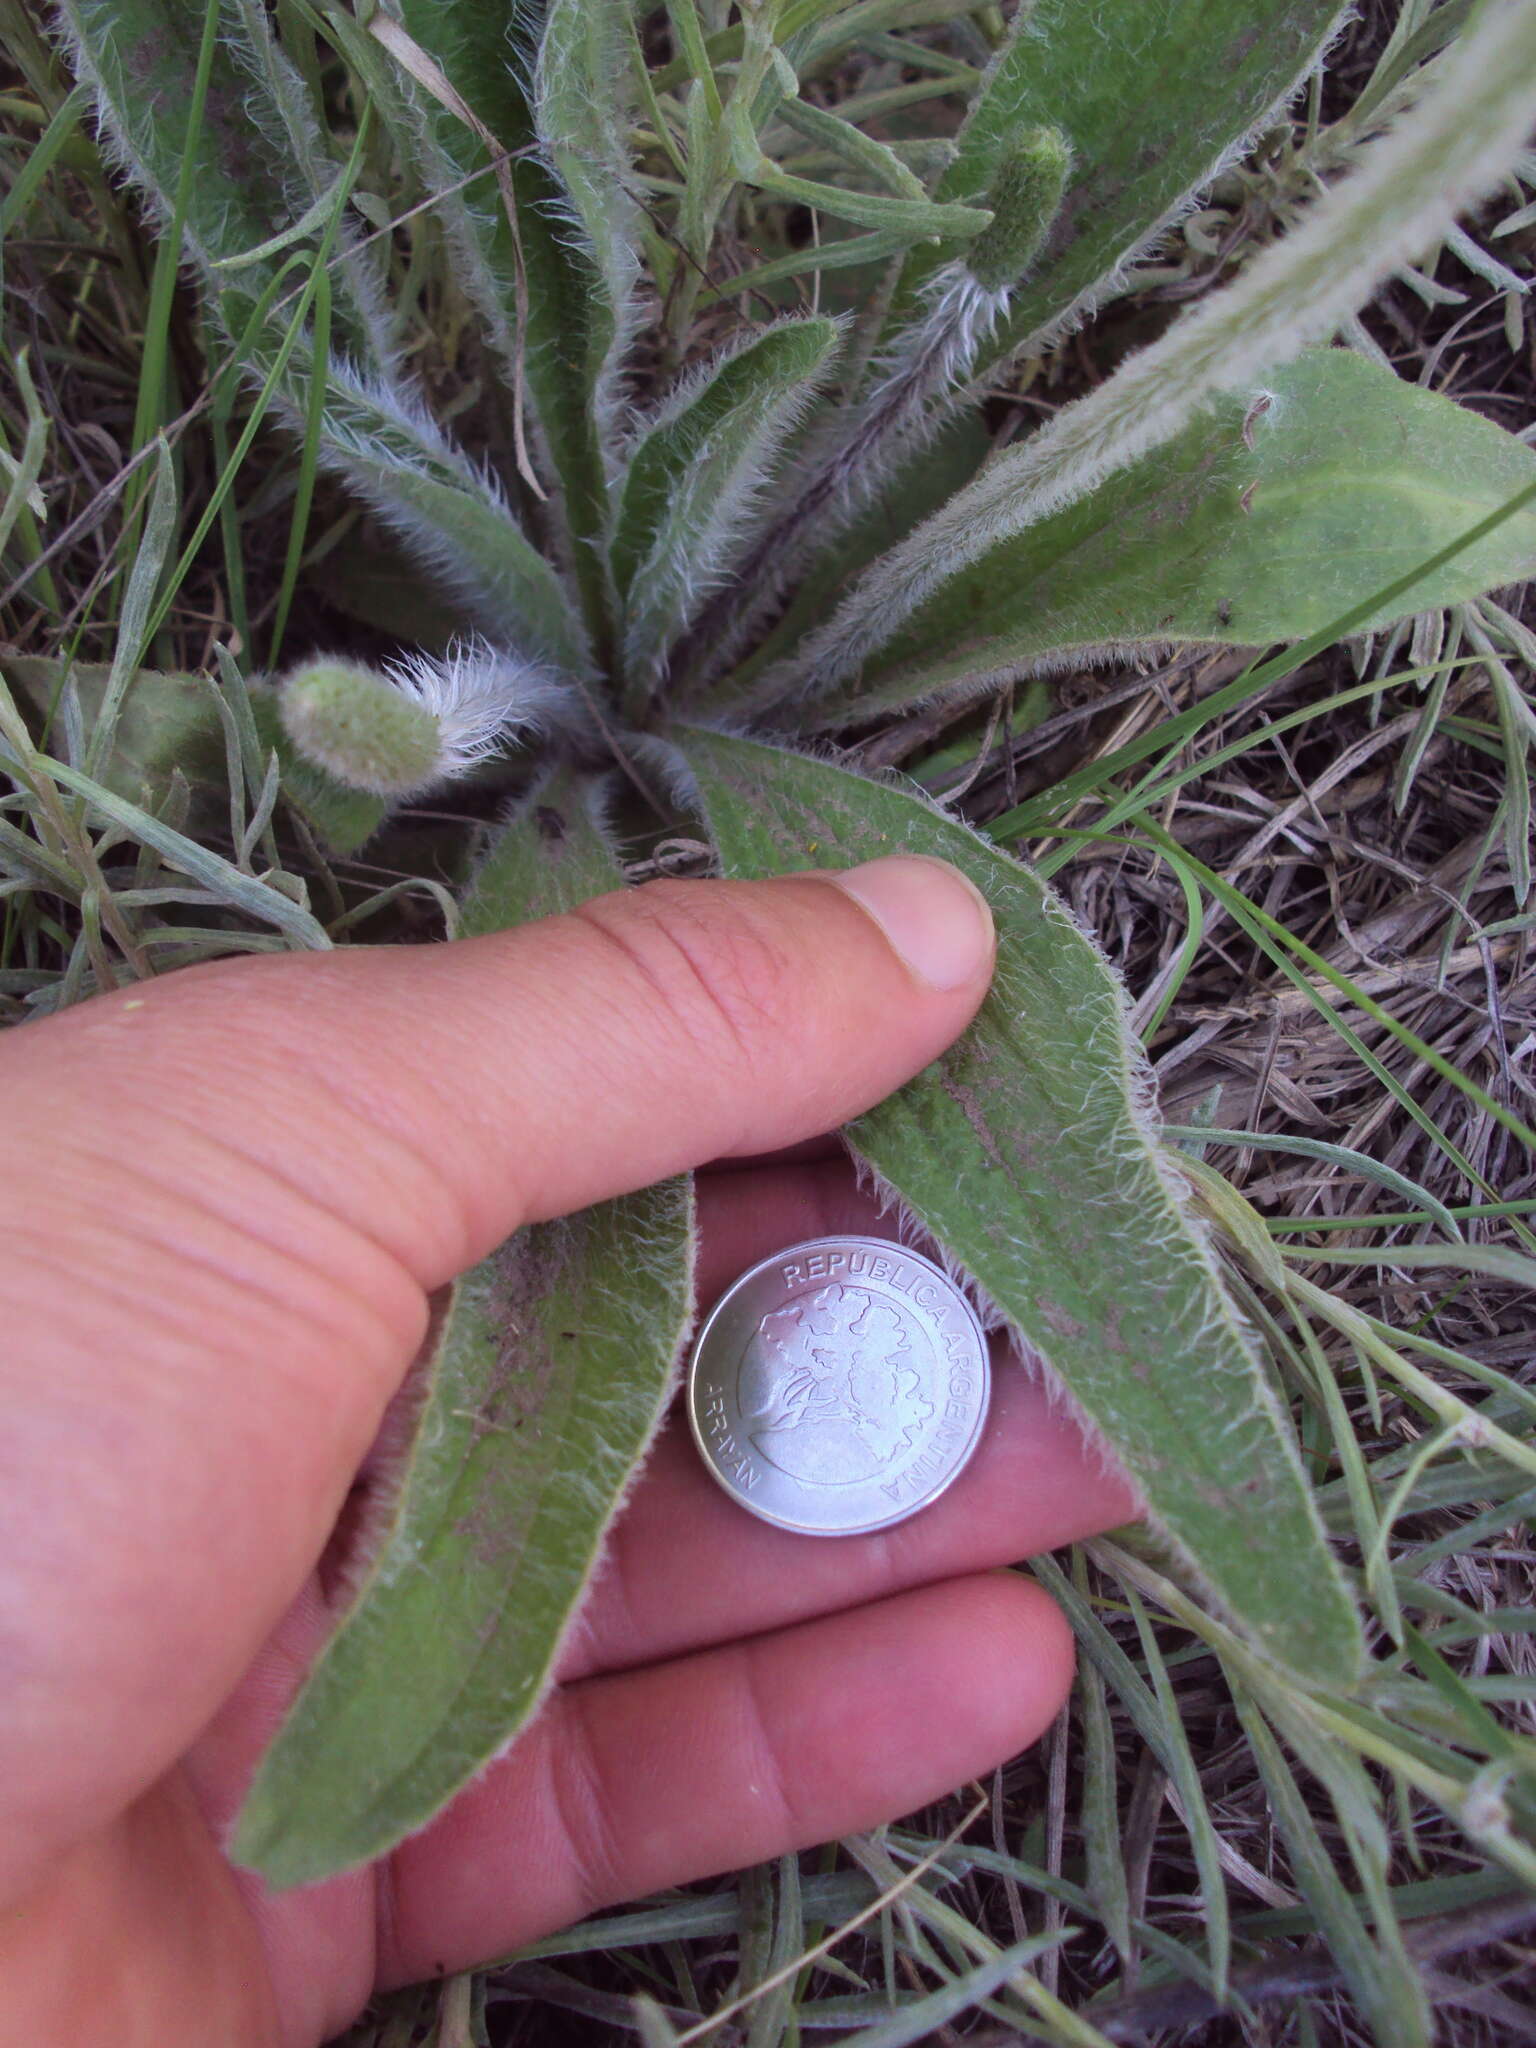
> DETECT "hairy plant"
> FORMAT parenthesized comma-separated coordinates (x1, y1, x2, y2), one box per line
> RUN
(34, 0, 1536, 1984)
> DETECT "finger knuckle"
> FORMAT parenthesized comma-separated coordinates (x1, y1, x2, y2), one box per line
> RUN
(541, 1689, 629, 1918)
(734, 1639, 801, 1842)
(571, 882, 792, 1080)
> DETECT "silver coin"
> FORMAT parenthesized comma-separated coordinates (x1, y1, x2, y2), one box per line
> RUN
(687, 1235, 990, 1536)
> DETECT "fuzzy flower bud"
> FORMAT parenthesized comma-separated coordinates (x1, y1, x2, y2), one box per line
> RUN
(279, 638, 564, 798)
(964, 126, 1072, 294)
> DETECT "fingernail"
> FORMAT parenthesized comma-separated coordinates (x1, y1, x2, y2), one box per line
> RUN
(832, 855, 995, 991)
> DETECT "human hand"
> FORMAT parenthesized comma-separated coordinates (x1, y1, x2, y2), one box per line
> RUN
(0, 858, 1137, 2046)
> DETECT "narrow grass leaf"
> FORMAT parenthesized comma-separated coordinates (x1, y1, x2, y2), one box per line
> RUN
(1133, 821, 1536, 1161)
(232, 775, 695, 1884)
(0, 350, 52, 562)
(1464, 609, 1534, 905)
(745, 1855, 803, 2048)
(1233, 1687, 1432, 2046)
(1074, 1559, 1133, 1964)
(682, 728, 1362, 1685)
(773, 350, 1536, 718)
(42, 757, 330, 948)
(835, 1929, 1077, 2048)
(85, 437, 177, 778)
(1162, 1123, 1465, 1244)
(504, 1873, 887, 1963)
(0, 81, 88, 245)
(1124, 1585, 1231, 1998)
(205, 166, 352, 274)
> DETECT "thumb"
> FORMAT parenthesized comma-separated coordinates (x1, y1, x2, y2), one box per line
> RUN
(0, 857, 993, 1899)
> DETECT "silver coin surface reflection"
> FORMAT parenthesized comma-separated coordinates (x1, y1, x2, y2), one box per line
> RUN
(687, 1235, 990, 1536)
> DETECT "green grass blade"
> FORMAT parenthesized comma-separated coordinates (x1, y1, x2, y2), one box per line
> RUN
(0, 349, 52, 571)
(779, 350, 1536, 721)
(83, 438, 177, 779)
(1131, 818, 1536, 1162)
(1234, 1687, 1433, 2046)
(41, 756, 330, 949)
(682, 727, 1363, 1686)
(232, 774, 695, 1885)
(1123, 1583, 1231, 1998)
(835, 1929, 1079, 2048)
(265, 265, 329, 670)
(1075, 1619, 1132, 1964)
(1162, 1126, 1465, 1244)
(0, 81, 88, 246)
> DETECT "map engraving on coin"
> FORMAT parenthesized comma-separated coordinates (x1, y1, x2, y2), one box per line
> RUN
(687, 1236, 990, 1536)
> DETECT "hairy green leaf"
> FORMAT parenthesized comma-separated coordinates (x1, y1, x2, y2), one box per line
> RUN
(55, 0, 388, 361)
(612, 316, 841, 697)
(901, 0, 1343, 367)
(233, 775, 695, 1885)
(681, 728, 1362, 1686)
(796, 0, 1536, 694)
(715, 412, 991, 704)
(772, 96, 930, 201)
(677, 0, 1336, 679)
(772, 350, 1536, 721)
(388, 0, 613, 623)
(60, 0, 591, 677)
(305, 359, 591, 676)
(534, 0, 643, 463)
